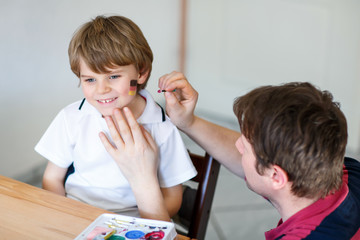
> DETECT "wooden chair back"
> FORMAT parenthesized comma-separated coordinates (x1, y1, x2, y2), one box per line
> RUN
(177, 151, 221, 240)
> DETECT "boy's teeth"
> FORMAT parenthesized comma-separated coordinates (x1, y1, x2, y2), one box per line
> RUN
(99, 98, 115, 103)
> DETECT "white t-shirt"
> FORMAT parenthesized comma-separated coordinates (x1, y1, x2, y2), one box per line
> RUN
(35, 89, 197, 214)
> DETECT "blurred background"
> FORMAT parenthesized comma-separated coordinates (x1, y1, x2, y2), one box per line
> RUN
(1, 0, 359, 239)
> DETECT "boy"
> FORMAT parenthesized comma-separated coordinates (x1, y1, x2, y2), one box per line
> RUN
(35, 16, 197, 219)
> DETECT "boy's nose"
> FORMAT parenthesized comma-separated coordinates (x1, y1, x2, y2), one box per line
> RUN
(97, 81, 111, 94)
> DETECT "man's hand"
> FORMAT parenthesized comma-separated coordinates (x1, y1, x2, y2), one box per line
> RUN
(158, 71, 198, 131)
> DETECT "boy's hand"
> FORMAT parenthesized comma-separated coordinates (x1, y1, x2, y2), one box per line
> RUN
(100, 108, 171, 221)
(99, 107, 159, 187)
(158, 71, 198, 131)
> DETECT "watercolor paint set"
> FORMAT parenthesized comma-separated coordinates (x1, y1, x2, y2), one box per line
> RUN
(75, 213, 177, 240)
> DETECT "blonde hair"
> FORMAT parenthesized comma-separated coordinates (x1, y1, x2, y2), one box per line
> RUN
(68, 15, 153, 89)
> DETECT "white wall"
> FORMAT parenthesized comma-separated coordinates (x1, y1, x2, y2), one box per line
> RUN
(0, 0, 181, 177)
(1, 0, 359, 178)
(186, 0, 360, 156)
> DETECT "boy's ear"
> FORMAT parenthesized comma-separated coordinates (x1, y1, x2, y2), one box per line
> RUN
(138, 69, 149, 84)
(270, 165, 288, 190)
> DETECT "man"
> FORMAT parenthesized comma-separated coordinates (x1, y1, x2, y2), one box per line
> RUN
(102, 72, 360, 239)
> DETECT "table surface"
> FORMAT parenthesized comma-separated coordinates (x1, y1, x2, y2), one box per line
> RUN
(0, 175, 190, 240)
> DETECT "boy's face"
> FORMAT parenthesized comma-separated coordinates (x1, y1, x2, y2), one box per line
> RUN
(235, 135, 270, 196)
(79, 58, 146, 117)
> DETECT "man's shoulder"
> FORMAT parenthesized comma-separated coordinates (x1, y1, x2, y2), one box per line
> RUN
(306, 158, 360, 240)
(344, 156, 360, 172)
(344, 156, 360, 198)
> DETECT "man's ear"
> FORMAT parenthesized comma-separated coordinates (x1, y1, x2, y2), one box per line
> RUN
(270, 165, 288, 190)
(138, 69, 149, 84)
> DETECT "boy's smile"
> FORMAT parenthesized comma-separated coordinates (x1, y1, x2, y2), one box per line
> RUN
(97, 97, 118, 104)
(79, 58, 146, 117)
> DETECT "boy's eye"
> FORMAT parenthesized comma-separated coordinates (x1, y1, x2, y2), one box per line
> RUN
(110, 75, 120, 80)
(85, 78, 96, 83)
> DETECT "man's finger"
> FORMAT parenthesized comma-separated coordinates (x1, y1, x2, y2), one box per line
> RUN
(165, 91, 182, 110)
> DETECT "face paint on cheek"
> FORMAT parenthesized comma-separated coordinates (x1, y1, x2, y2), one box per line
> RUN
(129, 80, 137, 95)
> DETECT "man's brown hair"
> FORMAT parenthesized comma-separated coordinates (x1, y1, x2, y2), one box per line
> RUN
(233, 82, 348, 198)
(68, 15, 153, 89)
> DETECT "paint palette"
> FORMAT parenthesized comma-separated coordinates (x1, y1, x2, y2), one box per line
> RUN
(75, 213, 177, 240)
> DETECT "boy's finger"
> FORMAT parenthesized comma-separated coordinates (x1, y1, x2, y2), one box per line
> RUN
(104, 114, 124, 149)
(113, 108, 134, 145)
(99, 132, 117, 155)
(142, 127, 157, 151)
(123, 107, 144, 144)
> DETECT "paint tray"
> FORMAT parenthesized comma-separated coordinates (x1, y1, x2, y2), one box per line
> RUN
(75, 213, 177, 240)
